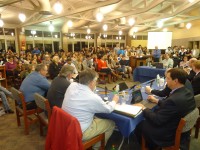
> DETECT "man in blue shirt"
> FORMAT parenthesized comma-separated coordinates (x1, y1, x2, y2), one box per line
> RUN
(20, 64, 50, 110)
(32, 47, 40, 54)
(152, 46, 161, 62)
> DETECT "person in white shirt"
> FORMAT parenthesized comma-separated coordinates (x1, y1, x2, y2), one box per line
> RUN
(62, 69, 119, 149)
(162, 53, 174, 68)
(191, 45, 199, 59)
(65, 57, 78, 74)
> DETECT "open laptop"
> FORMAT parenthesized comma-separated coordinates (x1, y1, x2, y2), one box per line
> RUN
(154, 62, 164, 69)
(131, 89, 156, 109)
(119, 82, 129, 92)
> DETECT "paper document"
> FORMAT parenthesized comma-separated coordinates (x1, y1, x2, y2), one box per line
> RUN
(114, 104, 142, 118)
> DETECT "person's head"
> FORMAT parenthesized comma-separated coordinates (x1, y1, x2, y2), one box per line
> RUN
(166, 68, 187, 90)
(183, 56, 188, 62)
(35, 64, 48, 77)
(67, 57, 72, 64)
(52, 56, 59, 63)
(155, 46, 158, 49)
(192, 60, 200, 73)
(59, 65, 74, 80)
(164, 53, 170, 59)
(79, 69, 98, 91)
(8, 56, 13, 62)
(45, 55, 50, 61)
(188, 58, 197, 68)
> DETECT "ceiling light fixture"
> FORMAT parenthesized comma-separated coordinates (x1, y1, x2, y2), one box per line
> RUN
(163, 28, 168, 32)
(31, 30, 36, 35)
(49, 21, 54, 32)
(87, 28, 91, 34)
(188, 0, 194, 3)
(67, 20, 73, 28)
(53, 1, 63, 14)
(186, 23, 192, 29)
(128, 18, 135, 26)
(157, 21, 163, 28)
(18, 13, 26, 22)
(119, 30, 122, 35)
(96, 12, 103, 22)
(103, 24, 108, 31)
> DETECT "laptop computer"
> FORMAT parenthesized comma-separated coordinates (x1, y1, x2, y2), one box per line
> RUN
(131, 89, 156, 109)
(154, 62, 164, 69)
(119, 82, 129, 92)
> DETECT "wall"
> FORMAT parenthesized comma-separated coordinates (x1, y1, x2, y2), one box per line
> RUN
(170, 20, 200, 48)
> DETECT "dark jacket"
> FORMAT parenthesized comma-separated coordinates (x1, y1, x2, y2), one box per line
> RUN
(47, 76, 70, 108)
(48, 62, 62, 79)
(191, 72, 200, 95)
(142, 87, 196, 147)
(187, 69, 196, 82)
(151, 79, 193, 97)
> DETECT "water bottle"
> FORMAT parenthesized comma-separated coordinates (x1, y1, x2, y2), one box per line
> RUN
(115, 84, 119, 93)
(156, 74, 160, 87)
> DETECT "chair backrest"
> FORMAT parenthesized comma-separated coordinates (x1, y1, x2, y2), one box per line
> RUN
(34, 93, 51, 120)
(194, 94, 200, 108)
(10, 87, 26, 110)
(173, 118, 186, 150)
(182, 107, 199, 133)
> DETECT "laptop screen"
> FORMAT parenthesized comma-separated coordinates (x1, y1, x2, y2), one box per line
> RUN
(119, 82, 129, 92)
(131, 89, 143, 104)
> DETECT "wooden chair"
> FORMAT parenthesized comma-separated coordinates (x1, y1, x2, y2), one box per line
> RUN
(10, 87, 38, 135)
(194, 94, 200, 139)
(34, 93, 51, 136)
(142, 108, 199, 150)
(46, 106, 105, 150)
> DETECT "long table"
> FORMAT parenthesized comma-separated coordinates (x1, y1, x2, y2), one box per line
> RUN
(96, 80, 161, 138)
(133, 66, 166, 83)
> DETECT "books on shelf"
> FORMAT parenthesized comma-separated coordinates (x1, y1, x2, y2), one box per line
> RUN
(114, 104, 142, 118)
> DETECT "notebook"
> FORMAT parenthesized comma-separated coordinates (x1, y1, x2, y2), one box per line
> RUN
(114, 104, 142, 118)
(131, 89, 156, 109)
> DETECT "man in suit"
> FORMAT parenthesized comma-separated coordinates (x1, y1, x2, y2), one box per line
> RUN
(191, 60, 200, 95)
(136, 68, 196, 149)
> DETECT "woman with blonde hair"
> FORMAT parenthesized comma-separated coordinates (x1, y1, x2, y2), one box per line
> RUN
(48, 55, 62, 79)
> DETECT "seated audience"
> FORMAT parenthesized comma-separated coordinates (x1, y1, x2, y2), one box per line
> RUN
(48, 56, 62, 79)
(47, 65, 74, 108)
(191, 60, 200, 95)
(135, 68, 196, 149)
(161, 53, 174, 68)
(5, 56, 17, 77)
(184, 58, 197, 81)
(119, 55, 132, 78)
(0, 85, 14, 113)
(42, 55, 51, 66)
(62, 69, 119, 149)
(179, 56, 189, 68)
(65, 57, 78, 74)
(20, 64, 50, 110)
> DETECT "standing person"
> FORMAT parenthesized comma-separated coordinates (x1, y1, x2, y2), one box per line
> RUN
(20, 64, 50, 110)
(191, 45, 199, 59)
(114, 43, 120, 55)
(47, 65, 74, 108)
(135, 68, 196, 149)
(62, 69, 119, 149)
(152, 46, 161, 62)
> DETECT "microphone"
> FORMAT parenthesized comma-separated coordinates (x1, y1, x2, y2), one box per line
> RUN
(105, 86, 108, 97)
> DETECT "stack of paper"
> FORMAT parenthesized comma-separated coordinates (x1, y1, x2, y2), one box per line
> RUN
(114, 104, 142, 118)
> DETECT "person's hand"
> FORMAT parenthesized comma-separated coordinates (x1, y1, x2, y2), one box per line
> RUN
(112, 94, 119, 103)
(133, 103, 146, 110)
(145, 86, 152, 94)
(147, 95, 159, 104)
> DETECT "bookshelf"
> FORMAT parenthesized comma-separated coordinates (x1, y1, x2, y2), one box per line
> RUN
(0, 65, 7, 88)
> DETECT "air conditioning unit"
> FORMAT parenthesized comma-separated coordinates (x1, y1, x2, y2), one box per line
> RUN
(174, 23, 185, 28)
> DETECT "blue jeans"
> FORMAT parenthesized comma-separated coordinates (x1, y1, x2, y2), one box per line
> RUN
(0, 86, 13, 111)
